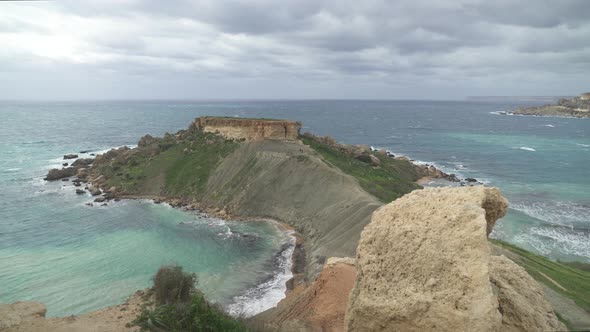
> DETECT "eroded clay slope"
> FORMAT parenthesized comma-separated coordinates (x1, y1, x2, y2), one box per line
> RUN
(201, 140, 383, 278)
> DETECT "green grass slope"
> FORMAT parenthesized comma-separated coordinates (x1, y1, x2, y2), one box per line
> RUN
(92, 129, 238, 198)
(301, 136, 422, 202)
(491, 239, 590, 313)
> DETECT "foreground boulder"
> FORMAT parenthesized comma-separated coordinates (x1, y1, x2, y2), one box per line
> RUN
(346, 187, 564, 332)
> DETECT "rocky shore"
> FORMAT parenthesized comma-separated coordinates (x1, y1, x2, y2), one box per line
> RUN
(508, 93, 590, 118)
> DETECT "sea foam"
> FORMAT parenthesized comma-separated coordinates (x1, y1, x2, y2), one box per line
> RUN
(519, 147, 536, 152)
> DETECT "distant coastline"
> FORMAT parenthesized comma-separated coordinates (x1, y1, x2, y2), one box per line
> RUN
(510, 93, 590, 118)
(466, 96, 570, 102)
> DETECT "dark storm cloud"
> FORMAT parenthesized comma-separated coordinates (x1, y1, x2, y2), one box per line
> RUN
(1, 0, 589, 99)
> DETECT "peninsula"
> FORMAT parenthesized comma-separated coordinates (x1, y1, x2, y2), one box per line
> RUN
(509, 92, 590, 118)
(3, 117, 589, 331)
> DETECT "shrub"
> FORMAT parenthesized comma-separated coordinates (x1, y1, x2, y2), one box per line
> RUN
(134, 265, 249, 332)
(153, 265, 196, 305)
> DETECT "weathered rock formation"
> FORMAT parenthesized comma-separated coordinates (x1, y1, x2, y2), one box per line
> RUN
(345, 186, 564, 332)
(194, 116, 301, 141)
(45, 158, 94, 181)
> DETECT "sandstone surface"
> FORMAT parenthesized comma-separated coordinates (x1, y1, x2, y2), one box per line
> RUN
(345, 186, 563, 332)
(347, 187, 508, 331)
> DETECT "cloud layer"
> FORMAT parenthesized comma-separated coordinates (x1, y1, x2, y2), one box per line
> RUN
(1, 0, 589, 99)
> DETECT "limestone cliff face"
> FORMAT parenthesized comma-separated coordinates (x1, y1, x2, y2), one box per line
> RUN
(194, 116, 301, 141)
(345, 187, 564, 332)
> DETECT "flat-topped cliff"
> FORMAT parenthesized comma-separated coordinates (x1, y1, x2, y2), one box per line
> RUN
(194, 116, 302, 141)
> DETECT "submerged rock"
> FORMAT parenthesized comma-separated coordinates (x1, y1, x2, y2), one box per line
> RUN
(63, 154, 78, 160)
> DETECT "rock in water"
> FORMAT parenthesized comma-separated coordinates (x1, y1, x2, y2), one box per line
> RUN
(489, 255, 565, 332)
(44, 167, 76, 181)
(63, 154, 78, 160)
(347, 187, 506, 331)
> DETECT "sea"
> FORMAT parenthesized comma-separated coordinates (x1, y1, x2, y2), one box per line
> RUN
(0, 100, 588, 317)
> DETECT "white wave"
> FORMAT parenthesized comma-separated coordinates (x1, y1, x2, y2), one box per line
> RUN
(519, 147, 536, 152)
(226, 228, 296, 317)
(489, 111, 510, 115)
(372, 145, 488, 185)
(511, 201, 590, 225)
(544, 124, 555, 128)
(515, 227, 590, 259)
(576, 143, 590, 148)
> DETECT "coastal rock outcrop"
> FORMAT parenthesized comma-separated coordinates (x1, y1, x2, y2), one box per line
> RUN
(194, 116, 302, 141)
(44, 167, 76, 181)
(346, 186, 563, 332)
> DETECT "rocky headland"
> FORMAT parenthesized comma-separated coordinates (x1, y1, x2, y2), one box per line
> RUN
(45, 117, 465, 279)
(4, 117, 589, 331)
(508, 93, 590, 118)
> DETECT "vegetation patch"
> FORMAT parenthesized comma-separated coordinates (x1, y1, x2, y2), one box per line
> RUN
(134, 265, 248, 332)
(93, 128, 238, 198)
(301, 135, 421, 202)
(491, 239, 590, 313)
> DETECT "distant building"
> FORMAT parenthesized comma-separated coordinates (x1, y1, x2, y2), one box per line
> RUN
(580, 92, 590, 100)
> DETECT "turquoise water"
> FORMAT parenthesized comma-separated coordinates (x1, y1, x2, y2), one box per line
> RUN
(1, 100, 588, 317)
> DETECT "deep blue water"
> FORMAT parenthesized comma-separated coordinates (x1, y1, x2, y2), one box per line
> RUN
(1, 100, 588, 316)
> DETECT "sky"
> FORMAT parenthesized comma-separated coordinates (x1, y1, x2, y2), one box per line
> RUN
(0, 0, 589, 100)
